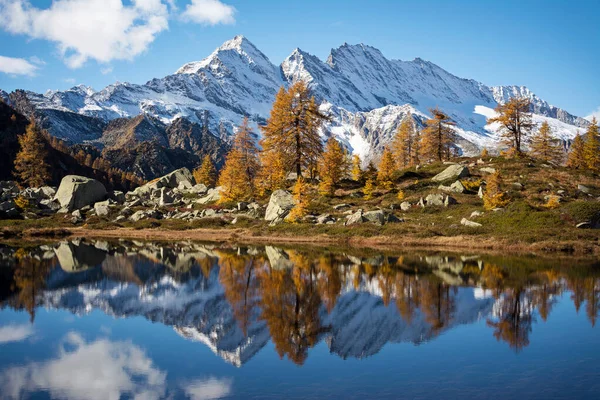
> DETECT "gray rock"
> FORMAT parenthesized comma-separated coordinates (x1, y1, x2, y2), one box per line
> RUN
(265, 190, 295, 224)
(54, 241, 106, 272)
(71, 209, 84, 224)
(363, 210, 385, 225)
(470, 210, 484, 218)
(385, 213, 403, 223)
(54, 175, 107, 211)
(345, 209, 365, 225)
(154, 168, 195, 189)
(316, 214, 335, 224)
(417, 198, 426, 208)
(425, 193, 445, 206)
(432, 165, 470, 182)
(400, 201, 411, 211)
(478, 186, 484, 199)
(109, 191, 126, 204)
(450, 180, 466, 193)
(578, 184, 591, 194)
(512, 182, 524, 190)
(197, 187, 223, 204)
(40, 198, 61, 211)
(113, 215, 126, 223)
(94, 200, 111, 217)
(129, 210, 146, 222)
(237, 202, 248, 211)
(333, 203, 350, 210)
(158, 188, 174, 206)
(189, 184, 208, 195)
(0, 200, 16, 212)
(461, 218, 482, 227)
(479, 167, 497, 174)
(576, 222, 593, 229)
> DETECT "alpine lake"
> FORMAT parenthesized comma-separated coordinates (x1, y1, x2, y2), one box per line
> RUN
(0, 239, 599, 399)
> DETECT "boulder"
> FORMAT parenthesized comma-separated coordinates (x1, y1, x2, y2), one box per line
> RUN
(478, 186, 484, 199)
(54, 175, 107, 211)
(479, 167, 497, 174)
(444, 196, 457, 207)
(265, 190, 295, 224)
(158, 188, 174, 206)
(153, 168, 195, 190)
(461, 218, 482, 227)
(189, 184, 208, 195)
(450, 180, 466, 193)
(363, 210, 385, 225)
(71, 210, 84, 224)
(197, 187, 223, 204)
(345, 210, 365, 225)
(237, 202, 248, 211)
(400, 201, 411, 211)
(425, 193, 445, 206)
(577, 184, 592, 194)
(94, 200, 111, 217)
(108, 191, 126, 204)
(432, 165, 470, 182)
(316, 214, 336, 224)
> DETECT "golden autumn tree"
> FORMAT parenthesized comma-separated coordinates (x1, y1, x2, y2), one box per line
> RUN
(377, 147, 396, 189)
(14, 123, 51, 187)
(487, 97, 534, 155)
(567, 132, 586, 169)
(256, 149, 287, 195)
(318, 137, 349, 196)
(260, 82, 329, 180)
(363, 178, 376, 199)
(287, 177, 312, 223)
(530, 121, 564, 163)
(218, 117, 260, 202)
(583, 117, 600, 172)
(392, 113, 418, 167)
(483, 171, 510, 210)
(481, 148, 489, 158)
(351, 154, 363, 181)
(420, 107, 456, 163)
(193, 156, 217, 187)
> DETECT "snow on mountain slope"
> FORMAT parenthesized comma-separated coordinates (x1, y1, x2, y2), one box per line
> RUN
(7, 35, 589, 161)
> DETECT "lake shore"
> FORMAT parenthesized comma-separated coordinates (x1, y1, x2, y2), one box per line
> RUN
(3, 225, 599, 257)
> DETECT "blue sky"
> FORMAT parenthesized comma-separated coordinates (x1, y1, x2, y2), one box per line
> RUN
(0, 0, 598, 118)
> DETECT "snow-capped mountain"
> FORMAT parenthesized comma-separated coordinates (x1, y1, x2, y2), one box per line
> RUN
(3, 35, 589, 162)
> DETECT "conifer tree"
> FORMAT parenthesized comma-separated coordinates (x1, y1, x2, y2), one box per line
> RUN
(567, 132, 586, 169)
(260, 82, 329, 179)
(218, 118, 260, 202)
(363, 178, 376, 200)
(420, 107, 456, 162)
(351, 154, 363, 182)
(14, 123, 51, 187)
(318, 137, 349, 196)
(364, 161, 378, 181)
(483, 171, 510, 210)
(487, 97, 534, 155)
(392, 113, 418, 167)
(530, 121, 564, 163)
(256, 149, 288, 195)
(583, 117, 600, 172)
(481, 148, 489, 158)
(286, 178, 311, 222)
(193, 156, 217, 187)
(377, 148, 396, 189)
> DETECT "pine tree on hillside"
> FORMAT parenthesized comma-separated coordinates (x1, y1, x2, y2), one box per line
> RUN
(421, 107, 456, 163)
(583, 117, 600, 172)
(487, 97, 534, 155)
(218, 117, 260, 202)
(14, 123, 51, 187)
(530, 121, 564, 163)
(392, 113, 418, 167)
(260, 82, 329, 179)
(351, 154, 363, 182)
(193, 156, 217, 187)
(377, 147, 396, 189)
(318, 137, 349, 196)
(567, 132, 586, 169)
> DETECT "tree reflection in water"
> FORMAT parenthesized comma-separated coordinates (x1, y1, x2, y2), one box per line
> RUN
(2, 241, 600, 364)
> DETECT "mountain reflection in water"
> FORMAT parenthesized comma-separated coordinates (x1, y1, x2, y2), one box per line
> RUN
(1, 239, 599, 367)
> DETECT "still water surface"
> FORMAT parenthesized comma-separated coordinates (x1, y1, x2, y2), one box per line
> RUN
(0, 240, 599, 399)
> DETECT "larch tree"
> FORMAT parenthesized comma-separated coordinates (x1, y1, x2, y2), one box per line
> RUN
(218, 117, 260, 202)
(318, 137, 349, 196)
(530, 121, 564, 163)
(377, 147, 396, 189)
(286, 178, 312, 223)
(392, 113, 418, 167)
(483, 171, 510, 210)
(351, 154, 363, 181)
(583, 117, 600, 172)
(14, 123, 51, 188)
(193, 156, 217, 187)
(420, 107, 456, 163)
(567, 132, 587, 169)
(487, 97, 534, 155)
(260, 82, 329, 180)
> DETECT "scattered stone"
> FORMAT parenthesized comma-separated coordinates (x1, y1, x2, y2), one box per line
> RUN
(71, 209, 84, 224)
(425, 193, 445, 206)
(470, 210, 484, 218)
(265, 190, 295, 224)
(512, 182, 524, 190)
(237, 202, 248, 211)
(479, 167, 497, 174)
(94, 200, 111, 217)
(197, 187, 223, 204)
(333, 203, 350, 210)
(417, 198, 425, 208)
(576, 222, 593, 229)
(450, 180, 466, 193)
(363, 210, 385, 225)
(158, 188, 174, 206)
(444, 196, 457, 207)
(461, 218, 482, 227)
(478, 186, 484, 199)
(189, 184, 208, 195)
(345, 209, 365, 225)
(109, 191, 125, 204)
(577, 184, 591, 194)
(317, 214, 336, 224)
(400, 201, 411, 211)
(432, 165, 470, 182)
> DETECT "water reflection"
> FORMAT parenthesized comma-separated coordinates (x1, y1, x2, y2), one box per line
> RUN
(1, 240, 599, 366)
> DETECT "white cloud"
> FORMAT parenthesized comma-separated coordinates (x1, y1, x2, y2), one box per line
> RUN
(0, 332, 167, 400)
(0, 324, 34, 344)
(585, 107, 600, 122)
(183, 377, 233, 400)
(0, 0, 170, 68)
(182, 0, 235, 25)
(0, 55, 39, 76)
(101, 66, 114, 75)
